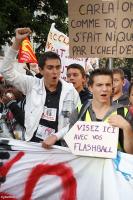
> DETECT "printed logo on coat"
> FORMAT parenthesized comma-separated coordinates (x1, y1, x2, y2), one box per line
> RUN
(41, 106, 57, 121)
(36, 125, 55, 140)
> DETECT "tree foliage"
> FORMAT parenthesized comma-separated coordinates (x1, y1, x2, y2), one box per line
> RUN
(0, 0, 68, 53)
(99, 57, 133, 72)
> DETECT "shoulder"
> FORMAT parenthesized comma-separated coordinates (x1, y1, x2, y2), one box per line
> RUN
(60, 79, 73, 88)
(118, 94, 129, 105)
(32, 77, 44, 88)
(60, 79, 78, 92)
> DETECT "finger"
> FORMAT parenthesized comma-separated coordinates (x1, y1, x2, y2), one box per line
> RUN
(45, 144, 52, 149)
(42, 142, 49, 149)
(16, 27, 31, 33)
(42, 142, 46, 148)
(16, 28, 32, 37)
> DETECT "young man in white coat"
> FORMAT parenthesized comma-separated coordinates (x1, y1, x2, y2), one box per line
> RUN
(0, 28, 80, 146)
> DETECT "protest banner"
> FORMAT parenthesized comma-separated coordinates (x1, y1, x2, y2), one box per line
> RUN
(69, 0, 133, 58)
(64, 121, 119, 158)
(45, 23, 99, 79)
(0, 138, 133, 200)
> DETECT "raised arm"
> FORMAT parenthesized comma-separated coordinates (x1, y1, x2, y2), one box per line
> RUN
(0, 28, 35, 95)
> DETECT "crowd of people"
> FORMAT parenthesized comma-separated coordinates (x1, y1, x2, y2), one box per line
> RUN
(0, 27, 133, 153)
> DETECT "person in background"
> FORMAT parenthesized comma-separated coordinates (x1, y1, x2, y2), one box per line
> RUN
(0, 27, 80, 147)
(67, 63, 92, 104)
(128, 83, 133, 117)
(123, 76, 130, 94)
(112, 68, 129, 106)
(1, 86, 25, 140)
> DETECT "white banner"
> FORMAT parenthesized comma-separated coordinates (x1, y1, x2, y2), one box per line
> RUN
(0, 138, 133, 200)
(45, 24, 99, 79)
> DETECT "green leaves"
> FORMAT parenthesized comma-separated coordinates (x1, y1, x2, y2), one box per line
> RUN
(0, 0, 68, 55)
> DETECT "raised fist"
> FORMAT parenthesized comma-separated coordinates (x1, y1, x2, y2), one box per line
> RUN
(12, 27, 32, 50)
(15, 27, 32, 43)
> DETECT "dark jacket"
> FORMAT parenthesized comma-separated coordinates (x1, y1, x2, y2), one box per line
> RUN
(7, 100, 25, 127)
(79, 88, 92, 104)
(113, 94, 129, 106)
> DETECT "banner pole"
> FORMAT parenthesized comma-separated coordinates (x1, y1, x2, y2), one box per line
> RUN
(109, 58, 113, 70)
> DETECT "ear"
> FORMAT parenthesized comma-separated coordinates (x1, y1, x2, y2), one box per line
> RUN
(82, 76, 86, 86)
(39, 67, 43, 75)
(123, 79, 126, 87)
(89, 85, 93, 93)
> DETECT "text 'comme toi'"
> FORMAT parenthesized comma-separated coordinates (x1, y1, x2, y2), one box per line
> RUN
(71, 18, 133, 29)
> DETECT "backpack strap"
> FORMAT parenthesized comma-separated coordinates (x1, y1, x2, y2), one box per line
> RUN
(78, 100, 92, 121)
(117, 107, 125, 117)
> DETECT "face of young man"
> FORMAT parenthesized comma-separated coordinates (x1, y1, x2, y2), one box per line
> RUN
(40, 59, 61, 90)
(90, 75, 113, 104)
(67, 68, 85, 92)
(113, 73, 124, 95)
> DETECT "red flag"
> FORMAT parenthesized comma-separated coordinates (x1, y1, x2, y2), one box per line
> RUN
(18, 37, 38, 64)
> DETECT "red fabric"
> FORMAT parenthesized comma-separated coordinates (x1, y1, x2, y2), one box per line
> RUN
(18, 38, 38, 64)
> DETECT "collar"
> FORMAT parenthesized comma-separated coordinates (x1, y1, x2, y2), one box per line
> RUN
(45, 81, 62, 95)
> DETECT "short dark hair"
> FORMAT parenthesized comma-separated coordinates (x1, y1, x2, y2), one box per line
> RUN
(112, 68, 125, 80)
(38, 51, 61, 69)
(89, 68, 113, 85)
(128, 82, 133, 96)
(67, 63, 85, 77)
